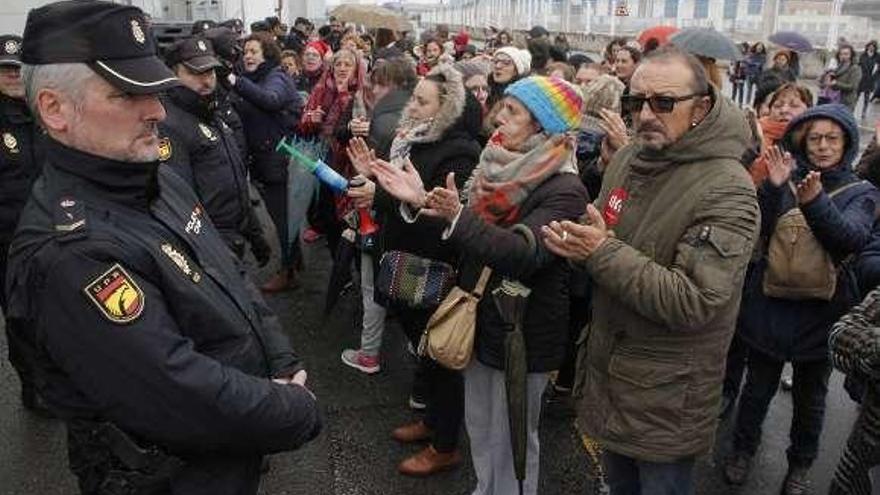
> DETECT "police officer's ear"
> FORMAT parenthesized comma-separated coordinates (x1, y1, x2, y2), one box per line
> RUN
(34, 87, 71, 133)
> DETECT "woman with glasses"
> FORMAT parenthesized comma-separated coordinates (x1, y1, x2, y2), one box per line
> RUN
(726, 104, 880, 495)
(484, 47, 531, 143)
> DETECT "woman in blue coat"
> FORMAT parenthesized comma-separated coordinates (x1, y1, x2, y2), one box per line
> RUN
(725, 104, 880, 495)
(231, 32, 302, 291)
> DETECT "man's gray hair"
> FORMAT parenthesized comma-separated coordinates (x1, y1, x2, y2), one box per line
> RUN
(641, 45, 710, 96)
(21, 63, 98, 121)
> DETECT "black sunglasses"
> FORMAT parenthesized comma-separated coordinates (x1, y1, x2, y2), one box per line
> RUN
(621, 93, 704, 114)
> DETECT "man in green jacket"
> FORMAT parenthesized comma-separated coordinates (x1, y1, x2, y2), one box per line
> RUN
(543, 46, 760, 494)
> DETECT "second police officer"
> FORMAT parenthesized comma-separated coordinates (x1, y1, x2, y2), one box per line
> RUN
(160, 36, 271, 264)
(0, 33, 49, 414)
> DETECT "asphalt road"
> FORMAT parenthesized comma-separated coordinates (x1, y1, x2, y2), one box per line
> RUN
(1, 91, 878, 495)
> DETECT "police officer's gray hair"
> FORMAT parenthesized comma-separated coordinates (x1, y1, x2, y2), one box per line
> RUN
(21, 63, 98, 121)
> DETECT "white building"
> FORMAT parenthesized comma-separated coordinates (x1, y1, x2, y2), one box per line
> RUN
(422, 0, 879, 45)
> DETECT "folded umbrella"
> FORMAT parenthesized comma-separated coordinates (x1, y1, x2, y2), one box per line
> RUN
(670, 27, 742, 61)
(324, 228, 357, 316)
(493, 279, 532, 495)
(768, 31, 813, 53)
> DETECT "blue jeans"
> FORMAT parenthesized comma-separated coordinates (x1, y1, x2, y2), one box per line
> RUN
(603, 450, 695, 495)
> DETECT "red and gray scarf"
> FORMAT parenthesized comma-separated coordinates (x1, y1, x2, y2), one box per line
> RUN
(467, 132, 578, 225)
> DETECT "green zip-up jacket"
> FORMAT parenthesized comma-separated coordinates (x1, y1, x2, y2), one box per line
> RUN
(575, 88, 760, 462)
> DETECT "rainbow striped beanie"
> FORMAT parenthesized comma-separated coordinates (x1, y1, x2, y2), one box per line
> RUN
(504, 76, 584, 134)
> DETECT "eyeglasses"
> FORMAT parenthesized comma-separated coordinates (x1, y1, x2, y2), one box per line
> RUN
(621, 93, 704, 114)
(466, 84, 489, 93)
(493, 57, 514, 68)
(806, 133, 844, 146)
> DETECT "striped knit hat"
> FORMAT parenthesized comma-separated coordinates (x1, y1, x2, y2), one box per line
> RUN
(504, 76, 584, 134)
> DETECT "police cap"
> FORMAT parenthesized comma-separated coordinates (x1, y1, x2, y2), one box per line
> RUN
(191, 19, 217, 36)
(165, 37, 221, 73)
(21, 0, 178, 95)
(0, 35, 22, 66)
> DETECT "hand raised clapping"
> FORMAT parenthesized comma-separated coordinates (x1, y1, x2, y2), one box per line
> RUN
(346, 137, 377, 178)
(765, 145, 794, 187)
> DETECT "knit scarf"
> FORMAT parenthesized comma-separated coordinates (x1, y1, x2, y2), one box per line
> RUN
(388, 119, 433, 169)
(750, 117, 790, 186)
(467, 132, 578, 225)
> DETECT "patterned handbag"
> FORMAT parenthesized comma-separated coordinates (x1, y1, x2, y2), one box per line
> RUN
(376, 250, 457, 309)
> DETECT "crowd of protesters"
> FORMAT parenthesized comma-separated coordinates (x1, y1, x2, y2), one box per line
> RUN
(6, 2, 880, 494)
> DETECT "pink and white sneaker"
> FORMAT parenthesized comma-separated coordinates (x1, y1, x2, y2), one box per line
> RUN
(341, 349, 381, 374)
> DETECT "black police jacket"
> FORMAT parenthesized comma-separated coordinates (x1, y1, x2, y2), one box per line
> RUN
(5, 138, 321, 494)
(0, 94, 43, 245)
(160, 87, 258, 253)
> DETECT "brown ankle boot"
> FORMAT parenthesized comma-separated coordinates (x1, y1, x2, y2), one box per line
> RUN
(391, 420, 432, 443)
(398, 445, 462, 477)
(260, 270, 290, 292)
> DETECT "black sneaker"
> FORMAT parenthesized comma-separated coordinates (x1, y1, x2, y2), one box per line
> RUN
(723, 451, 752, 485)
(782, 466, 811, 495)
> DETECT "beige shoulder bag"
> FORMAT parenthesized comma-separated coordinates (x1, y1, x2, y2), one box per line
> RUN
(417, 267, 493, 370)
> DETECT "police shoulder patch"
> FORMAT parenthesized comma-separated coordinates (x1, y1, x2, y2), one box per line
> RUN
(83, 264, 145, 324)
(157, 137, 172, 161)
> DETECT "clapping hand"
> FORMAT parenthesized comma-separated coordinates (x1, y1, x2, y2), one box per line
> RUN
(422, 173, 462, 222)
(765, 145, 794, 187)
(598, 108, 629, 151)
(346, 137, 376, 177)
(541, 204, 610, 261)
(371, 157, 427, 208)
(796, 171, 823, 205)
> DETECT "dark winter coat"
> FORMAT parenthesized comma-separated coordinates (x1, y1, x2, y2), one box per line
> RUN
(0, 94, 42, 246)
(5, 138, 321, 494)
(159, 86, 259, 255)
(745, 52, 767, 80)
(233, 63, 302, 183)
(858, 49, 879, 93)
(374, 79, 483, 268)
(739, 104, 880, 362)
(449, 172, 588, 372)
(368, 88, 411, 160)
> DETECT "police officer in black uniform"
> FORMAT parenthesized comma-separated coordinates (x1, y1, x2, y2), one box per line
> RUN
(160, 36, 270, 264)
(5, 2, 321, 494)
(0, 33, 49, 414)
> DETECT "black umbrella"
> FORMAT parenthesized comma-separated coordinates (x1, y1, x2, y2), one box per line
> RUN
(323, 227, 356, 316)
(768, 31, 813, 53)
(493, 279, 532, 495)
(670, 27, 742, 61)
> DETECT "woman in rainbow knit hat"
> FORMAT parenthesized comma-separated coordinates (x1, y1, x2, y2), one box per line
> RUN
(372, 76, 588, 495)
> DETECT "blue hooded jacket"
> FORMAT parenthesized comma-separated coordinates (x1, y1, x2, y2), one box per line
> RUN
(738, 104, 880, 361)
